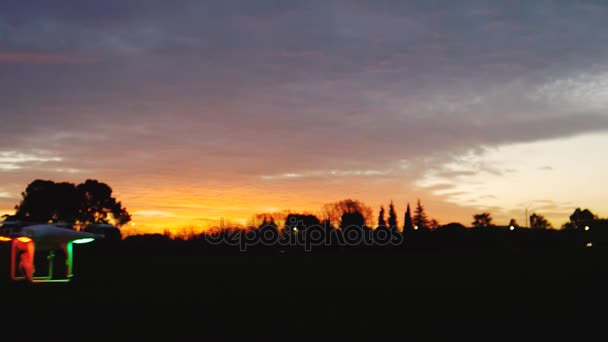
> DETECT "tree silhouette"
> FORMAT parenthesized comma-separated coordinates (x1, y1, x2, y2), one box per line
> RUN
(377, 206, 387, 228)
(258, 215, 280, 243)
(472, 212, 493, 229)
(561, 222, 575, 230)
(403, 203, 413, 232)
(13, 179, 131, 226)
(429, 218, 441, 230)
(529, 213, 552, 230)
(340, 211, 366, 230)
(15, 180, 81, 223)
(508, 218, 519, 228)
(413, 199, 429, 230)
(322, 199, 373, 228)
(254, 210, 290, 228)
(15, 180, 61, 222)
(285, 213, 321, 233)
(569, 208, 597, 229)
(54, 182, 81, 222)
(388, 201, 398, 231)
(77, 179, 131, 225)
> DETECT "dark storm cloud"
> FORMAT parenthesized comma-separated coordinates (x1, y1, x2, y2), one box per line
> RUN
(1, 0, 608, 181)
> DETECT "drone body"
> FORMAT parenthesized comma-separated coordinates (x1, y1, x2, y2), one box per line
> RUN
(0, 222, 102, 283)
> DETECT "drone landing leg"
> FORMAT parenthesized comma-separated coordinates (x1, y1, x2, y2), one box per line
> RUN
(66, 242, 73, 278)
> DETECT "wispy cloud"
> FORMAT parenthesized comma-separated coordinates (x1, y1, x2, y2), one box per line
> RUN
(51, 168, 84, 174)
(0, 192, 17, 199)
(134, 210, 174, 218)
(530, 69, 608, 112)
(260, 169, 394, 180)
(0, 151, 62, 171)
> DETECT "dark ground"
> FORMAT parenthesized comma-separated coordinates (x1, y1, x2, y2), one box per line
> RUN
(1, 235, 607, 341)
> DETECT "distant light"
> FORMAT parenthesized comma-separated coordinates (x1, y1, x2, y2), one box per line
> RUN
(131, 222, 136, 227)
(586, 242, 593, 247)
(16, 237, 32, 243)
(584, 226, 590, 231)
(510, 226, 515, 231)
(0, 236, 11, 242)
(414, 226, 418, 230)
(73, 238, 95, 244)
(293, 227, 298, 233)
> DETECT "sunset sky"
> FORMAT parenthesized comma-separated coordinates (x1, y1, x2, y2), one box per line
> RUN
(1, 1, 607, 233)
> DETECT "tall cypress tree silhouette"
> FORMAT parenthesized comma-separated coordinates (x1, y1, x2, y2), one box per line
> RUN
(413, 199, 429, 231)
(403, 202, 413, 232)
(388, 200, 398, 232)
(378, 206, 387, 228)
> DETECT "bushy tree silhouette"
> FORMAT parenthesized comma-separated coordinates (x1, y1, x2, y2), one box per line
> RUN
(258, 215, 280, 243)
(530, 213, 552, 230)
(340, 211, 365, 230)
(472, 212, 493, 229)
(54, 182, 81, 222)
(13, 179, 131, 226)
(322, 199, 373, 228)
(15, 180, 62, 222)
(569, 208, 597, 229)
(77, 179, 131, 225)
(285, 213, 321, 232)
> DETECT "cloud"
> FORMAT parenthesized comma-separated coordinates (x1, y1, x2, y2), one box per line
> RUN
(0, 165, 21, 171)
(51, 168, 84, 174)
(133, 210, 174, 218)
(2, 1, 608, 231)
(530, 69, 608, 112)
(0, 151, 63, 171)
(260, 169, 395, 180)
(415, 133, 608, 225)
(0, 151, 62, 163)
(0, 192, 17, 199)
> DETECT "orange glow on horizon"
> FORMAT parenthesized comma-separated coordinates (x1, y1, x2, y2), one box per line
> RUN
(117, 183, 480, 235)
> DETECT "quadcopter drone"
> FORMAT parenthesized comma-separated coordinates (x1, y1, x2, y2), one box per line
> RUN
(0, 221, 103, 283)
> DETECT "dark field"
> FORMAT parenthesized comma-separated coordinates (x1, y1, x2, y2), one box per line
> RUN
(1, 234, 607, 341)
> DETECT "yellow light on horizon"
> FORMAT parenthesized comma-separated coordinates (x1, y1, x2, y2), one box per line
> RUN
(510, 226, 515, 231)
(584, 226, 590, 231)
